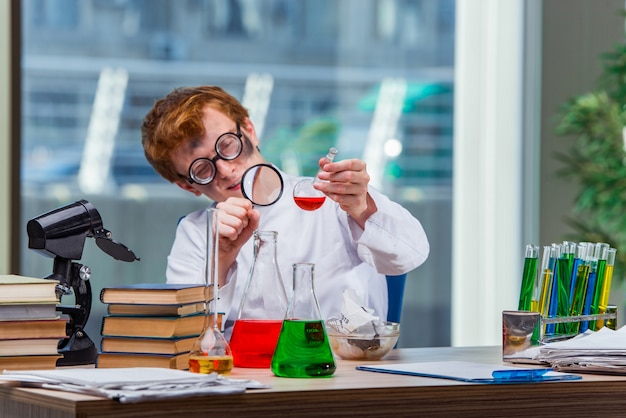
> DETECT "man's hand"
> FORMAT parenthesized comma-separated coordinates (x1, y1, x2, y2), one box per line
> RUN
(214, 197, 259, 285)
(314, 158, 377, 229)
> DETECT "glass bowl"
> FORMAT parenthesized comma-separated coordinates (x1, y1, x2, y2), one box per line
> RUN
(326, 321, 400, 360)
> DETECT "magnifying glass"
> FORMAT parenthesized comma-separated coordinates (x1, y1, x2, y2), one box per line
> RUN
(241, 163, 284, 206)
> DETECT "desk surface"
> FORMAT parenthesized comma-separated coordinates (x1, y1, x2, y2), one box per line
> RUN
(2, 345, 626, 418)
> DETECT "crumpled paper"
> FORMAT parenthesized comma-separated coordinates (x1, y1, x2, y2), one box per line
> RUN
(0, 367, 268, 403)
(327, 289, 381, 334)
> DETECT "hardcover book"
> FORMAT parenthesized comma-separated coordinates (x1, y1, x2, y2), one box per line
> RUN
(0, 355, 61, 370)
(0, 318, 67, 339)
(96, 352, 190, 370)
(100, 336, 197, 355)
(0, 275, 58, 303)
(100, 283, 212, 305)
(0, 302, 58, 320)
(0, 338, 61, 356)
(100, 313, 205, 338)
(106, 302, 206, 317)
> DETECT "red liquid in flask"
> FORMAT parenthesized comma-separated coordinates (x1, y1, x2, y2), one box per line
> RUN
(229, 319, 283, 368)
(294, 196, 325, 211)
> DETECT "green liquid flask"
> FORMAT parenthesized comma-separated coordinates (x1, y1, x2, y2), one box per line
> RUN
(271, 263, 336, 378)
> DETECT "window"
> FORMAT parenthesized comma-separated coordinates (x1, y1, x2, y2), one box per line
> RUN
(20, 0, 455, 348)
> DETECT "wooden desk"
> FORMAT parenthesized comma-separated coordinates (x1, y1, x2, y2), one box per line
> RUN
(2, 345, 626, 418)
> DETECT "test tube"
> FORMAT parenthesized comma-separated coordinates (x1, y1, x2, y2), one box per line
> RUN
(568, 243, 593, 334)
(581, 243, 604, 332)
(589, 244, 609, 330)
(569, 243, 585, 301)
(596, 248, 617, 330)
(545, 244, 560, 335)
(555, 250, 572, 335)
(536, 246, 553, 320)
(563, 241, 576, 274)
(518, 244, 539, 311)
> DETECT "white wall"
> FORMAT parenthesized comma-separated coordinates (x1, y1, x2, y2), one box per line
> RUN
(452, 0, 525, 346)
(0, 0, 13, 274)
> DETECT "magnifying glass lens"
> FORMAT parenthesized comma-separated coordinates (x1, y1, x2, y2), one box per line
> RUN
(241, 164, 284, 206)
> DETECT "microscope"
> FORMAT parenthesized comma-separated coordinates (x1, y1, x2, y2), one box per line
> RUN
(26, 200, 139, 366)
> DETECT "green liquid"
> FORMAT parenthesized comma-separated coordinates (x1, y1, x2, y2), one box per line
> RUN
(555, 257, 572, 335)
(518, 256, 538, 311)
(271, 319, 336, 378)
(568, 264, 590, 334)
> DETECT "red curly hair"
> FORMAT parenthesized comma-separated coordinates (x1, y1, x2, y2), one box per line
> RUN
(141, 85, 249, 183)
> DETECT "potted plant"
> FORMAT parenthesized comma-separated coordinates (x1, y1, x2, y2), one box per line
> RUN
(556, 41, 626, 283)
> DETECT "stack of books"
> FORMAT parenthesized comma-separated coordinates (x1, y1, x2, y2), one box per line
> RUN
(0, 274, 66, 370)
(97, 283, 218, 370)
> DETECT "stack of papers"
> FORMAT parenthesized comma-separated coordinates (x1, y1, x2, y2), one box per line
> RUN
(0, 367, 267, 403)
(537, 326, 626, 374)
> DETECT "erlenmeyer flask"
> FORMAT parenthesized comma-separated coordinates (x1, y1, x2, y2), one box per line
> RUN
(271, 263, 336, 378)
(229, 230, 288, 368)
(188, 208, 234, 374)
(293, 147, 338, 211)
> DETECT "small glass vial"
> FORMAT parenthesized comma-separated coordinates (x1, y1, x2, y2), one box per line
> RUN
(189, 208, 234, 374)
(292, 148, 338, 211)
(271, 263, 336, 378)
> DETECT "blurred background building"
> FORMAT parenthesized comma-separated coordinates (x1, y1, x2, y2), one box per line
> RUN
(19, 0, 455, 348)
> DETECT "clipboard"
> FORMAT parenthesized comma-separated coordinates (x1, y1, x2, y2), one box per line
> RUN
(355, 361, 582, 383)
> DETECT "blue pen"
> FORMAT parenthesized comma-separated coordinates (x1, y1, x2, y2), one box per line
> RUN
(492, 368, 553, 381)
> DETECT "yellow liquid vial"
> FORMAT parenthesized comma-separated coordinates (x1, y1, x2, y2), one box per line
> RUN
(188, 355, 234, 375)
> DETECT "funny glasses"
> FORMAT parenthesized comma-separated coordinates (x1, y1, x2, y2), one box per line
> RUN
(184, 124, 243, 185)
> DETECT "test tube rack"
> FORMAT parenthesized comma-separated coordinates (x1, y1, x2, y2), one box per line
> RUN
(502, 308, 617, 363)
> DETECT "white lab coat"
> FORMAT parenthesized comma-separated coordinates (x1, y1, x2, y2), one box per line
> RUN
(166, 171, 429, 337)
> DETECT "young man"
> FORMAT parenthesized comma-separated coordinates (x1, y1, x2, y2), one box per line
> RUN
(142, 85, 430, 336)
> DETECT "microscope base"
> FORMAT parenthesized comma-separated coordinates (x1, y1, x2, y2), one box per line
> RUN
(57, 330, 97, 366)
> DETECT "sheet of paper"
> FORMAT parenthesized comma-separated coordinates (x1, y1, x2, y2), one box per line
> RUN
(0, 367, 268, 403)
(356, 361, 581, 383)
(2, 367, 219, 387)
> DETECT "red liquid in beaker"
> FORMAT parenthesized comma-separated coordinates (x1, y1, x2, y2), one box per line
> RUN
(229, 319, 283, 368)
(294, 196, 325, 211)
